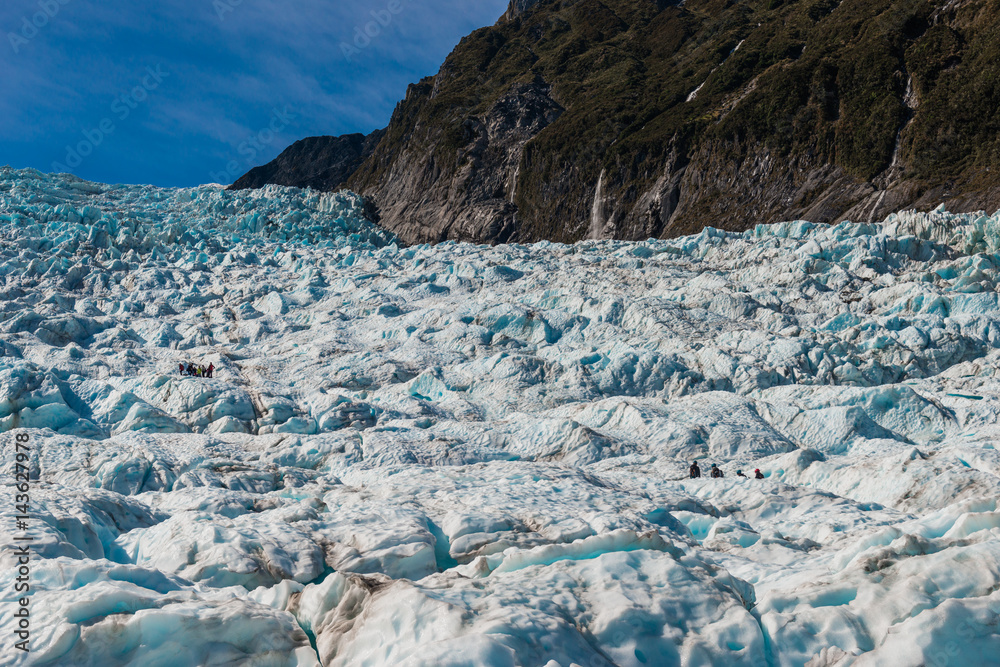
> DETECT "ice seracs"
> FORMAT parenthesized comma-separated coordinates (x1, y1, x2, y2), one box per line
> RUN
(1, 167, 1000, 665)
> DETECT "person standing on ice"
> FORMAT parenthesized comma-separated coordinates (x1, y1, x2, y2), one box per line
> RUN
(755, 469, 765, 479)
(179, 363, 185, 376)
(689, 461, 701, 478)
(207, 363, 214, 378)
(710, 464, 724, 478)
(737, 470, 748, 478)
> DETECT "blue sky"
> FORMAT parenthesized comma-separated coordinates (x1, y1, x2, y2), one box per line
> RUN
(0, 0, 509, 187)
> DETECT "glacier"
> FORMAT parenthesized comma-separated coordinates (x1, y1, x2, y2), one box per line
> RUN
(0, 166, 999, 666)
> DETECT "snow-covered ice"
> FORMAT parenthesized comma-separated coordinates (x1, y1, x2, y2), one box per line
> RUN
(1, 167, 999, 665)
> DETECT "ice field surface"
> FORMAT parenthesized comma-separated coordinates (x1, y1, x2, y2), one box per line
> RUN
(1, 168, 999, 665)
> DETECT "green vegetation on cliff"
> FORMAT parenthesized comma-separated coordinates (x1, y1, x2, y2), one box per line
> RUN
(338, 0, 1000, 242)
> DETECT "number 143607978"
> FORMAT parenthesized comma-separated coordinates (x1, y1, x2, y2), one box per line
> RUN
(14, 433, 32, 517)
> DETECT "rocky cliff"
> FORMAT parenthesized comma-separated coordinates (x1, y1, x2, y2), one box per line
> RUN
(235, 0, 1000, 245)
(229, 130, 384, 192)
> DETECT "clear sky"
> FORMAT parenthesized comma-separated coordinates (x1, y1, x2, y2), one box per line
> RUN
(0, 0, 510, 187)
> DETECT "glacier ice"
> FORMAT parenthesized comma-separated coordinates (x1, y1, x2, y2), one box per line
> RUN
(1, 167, 1000, 665)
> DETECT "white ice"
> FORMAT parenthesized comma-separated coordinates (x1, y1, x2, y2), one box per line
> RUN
(1, 168, 999, 665)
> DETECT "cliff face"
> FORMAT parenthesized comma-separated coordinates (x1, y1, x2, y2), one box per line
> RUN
(349, 81, 564, 244)
(504, 0, 544, 20)
(229, 130, 384, 192)
(237, 0, 1000, 244)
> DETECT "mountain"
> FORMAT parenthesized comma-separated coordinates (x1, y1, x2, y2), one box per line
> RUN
(229, 130, 384, 192)
(233, 0, 1000, 244)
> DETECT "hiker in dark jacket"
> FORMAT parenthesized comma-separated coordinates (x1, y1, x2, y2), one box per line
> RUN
(710, 464, 724, 478)
(179, 363, 185, 376)
(689, 461, 701, 478)
(737, 470, 748, 478)
(755, 469, 765, 479)
(207, 363, 214, 378)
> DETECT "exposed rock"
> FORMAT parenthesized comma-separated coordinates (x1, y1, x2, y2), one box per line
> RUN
(235, 0, 1000, 245)
(504, 0, 544, 21)
(229, 130, 384, 192)
(359, 81, 564, 245)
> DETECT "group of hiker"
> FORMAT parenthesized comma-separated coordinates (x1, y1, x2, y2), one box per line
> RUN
(689, 461, 765, 480)
(179, 362, 214, 378)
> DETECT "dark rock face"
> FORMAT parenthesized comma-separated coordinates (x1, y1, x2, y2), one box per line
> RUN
(353, 82, 564, 244)
(228, 130, 384, 192)
(235, 0, 1000, 245)
(504, 0, 544, 20)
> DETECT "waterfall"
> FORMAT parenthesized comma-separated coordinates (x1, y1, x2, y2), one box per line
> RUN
(589, 169, 606, 239)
